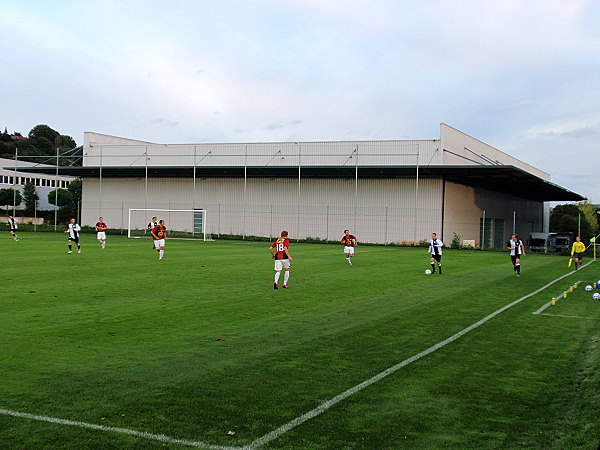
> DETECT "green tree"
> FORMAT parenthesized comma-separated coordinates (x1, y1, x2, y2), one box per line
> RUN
(0, 188, 22, 210)
(23, 182, 39, 214)
(28, 124, 59, 143)
(578, 200, 599, 234)
(47, 188, 73, 208)
(550, 203, 594, 240)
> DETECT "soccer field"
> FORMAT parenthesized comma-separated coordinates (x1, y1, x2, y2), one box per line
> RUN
(1, 233, 599, 449)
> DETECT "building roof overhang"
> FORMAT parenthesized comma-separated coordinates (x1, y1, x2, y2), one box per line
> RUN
(8, 164, 583, 202)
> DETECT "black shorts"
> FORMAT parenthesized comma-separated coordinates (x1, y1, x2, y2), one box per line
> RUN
(68, 236, 79, 244)
(430, 254, 442, 262)
(9, 228, 17, 233)
(573, 252, 583, 260)
(510, 255, 521, 264)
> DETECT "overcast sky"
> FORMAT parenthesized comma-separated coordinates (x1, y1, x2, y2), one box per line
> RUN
(1, 1, 598, 201)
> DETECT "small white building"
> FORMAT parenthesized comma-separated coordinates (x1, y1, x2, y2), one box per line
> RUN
(0, 158, 75, 210)
(20, 124, 583, 246)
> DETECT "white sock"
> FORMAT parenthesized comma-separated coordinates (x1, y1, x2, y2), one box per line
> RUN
(346, 257, 351, 264)
(284, 271, 290, 285)
(159, 250, 164, 259)
(275, 272, 281, 283)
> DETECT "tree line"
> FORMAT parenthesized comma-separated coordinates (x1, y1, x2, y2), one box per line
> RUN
(550, 201, 599, 240)
(1, 124, 82, 165)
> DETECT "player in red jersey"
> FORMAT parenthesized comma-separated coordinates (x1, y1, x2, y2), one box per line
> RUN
(151, 220, 167, 261)
(95, 217, 108, 248)
(270, 230, 293, 289)
(341, 229, 357, 265)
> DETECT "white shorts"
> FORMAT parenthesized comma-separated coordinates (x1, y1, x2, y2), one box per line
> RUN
(97, 232, 106, 240)
(154, 239, 165, 249)
(344, 246, 355, 255)
(274, 259, 291, 271)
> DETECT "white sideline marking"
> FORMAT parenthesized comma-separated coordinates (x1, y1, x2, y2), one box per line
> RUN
(538, 313, 599, 320)
(532, 278, 583, 315)
(0, 409, 241, 450)
(245, 264, 593, 449)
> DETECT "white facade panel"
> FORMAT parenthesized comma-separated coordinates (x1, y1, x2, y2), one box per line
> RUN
(82, 177, 443, 244)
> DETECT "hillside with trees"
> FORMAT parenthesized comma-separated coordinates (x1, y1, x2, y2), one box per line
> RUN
(0, 124, 81, 165)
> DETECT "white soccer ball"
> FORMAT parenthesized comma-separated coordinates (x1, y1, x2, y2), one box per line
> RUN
(585, 285, 593, 292)
(594, 293, 600, 300)
(425, 269, 432, 275)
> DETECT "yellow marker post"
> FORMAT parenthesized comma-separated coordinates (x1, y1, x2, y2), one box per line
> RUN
(563, 292, 568, 298)
(551, 298, 556, 305)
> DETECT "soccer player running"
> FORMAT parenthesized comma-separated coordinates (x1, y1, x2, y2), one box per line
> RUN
(7, 215, 19, 241)
(507, 233, 525, 277)
(341, 229, 357, 265)
(96, 217, 108, 248)
(270, 230, 293, 289)
(570, 236, 585, 270)
(65, 218, 81, 254)
(428, 232, 443, 274)
(151, 219, 167, 262)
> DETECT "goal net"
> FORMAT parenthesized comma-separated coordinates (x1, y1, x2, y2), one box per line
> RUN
(128, 208, 211, 241)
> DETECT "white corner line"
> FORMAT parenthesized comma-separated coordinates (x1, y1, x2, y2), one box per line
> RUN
(0, 409, 242, 450)
(538, 313, 599, 320)
(245, 262, 594, 449)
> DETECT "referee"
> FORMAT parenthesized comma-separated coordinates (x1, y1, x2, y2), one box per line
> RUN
(571, 236, 585, 270)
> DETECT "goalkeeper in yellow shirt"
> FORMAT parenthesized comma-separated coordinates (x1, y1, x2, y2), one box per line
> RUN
(570, 236, 586, 270)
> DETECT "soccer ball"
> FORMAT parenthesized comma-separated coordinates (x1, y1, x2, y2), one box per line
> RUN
(593, 293, 600, 300)
(425, 269, 432, 275)
(585, 285, 593, 292)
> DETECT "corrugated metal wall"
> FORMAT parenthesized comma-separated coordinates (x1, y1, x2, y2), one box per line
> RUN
(82, 177, 443, 244)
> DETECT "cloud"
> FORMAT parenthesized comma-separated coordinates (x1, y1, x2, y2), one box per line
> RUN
(263, 120, 303, 130)
(151, 118, 179, 127)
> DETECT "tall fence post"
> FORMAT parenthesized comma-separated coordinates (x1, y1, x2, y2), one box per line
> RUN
(326, 205, 330, 241)
(482, 209, 486, 250)
(385, 206, 388, 245)
(270, 204, 273, 239)
(217, 203, 221, 238)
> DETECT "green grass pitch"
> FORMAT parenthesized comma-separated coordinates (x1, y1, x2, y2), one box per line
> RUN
(1, 232, 599, 449)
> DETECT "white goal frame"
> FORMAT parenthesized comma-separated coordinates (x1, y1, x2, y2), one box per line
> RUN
(127, 208, 210, 241)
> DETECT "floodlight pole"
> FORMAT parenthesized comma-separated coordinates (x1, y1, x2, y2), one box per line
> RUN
(243, 145, 247, 240)
(144, 146, 148, 210)
(414, 147, 420, 245)
(99, 146, 103, 216)
(193, 146, 196, 237)
(54, 147, 59, 231)
(578, 213, 581, 237)
(354, 145, 358, 232)
(297, 144, 301, 241)
(13, 147, 18, 217)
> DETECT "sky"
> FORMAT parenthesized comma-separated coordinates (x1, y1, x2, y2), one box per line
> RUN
(1, 0, 599, 201)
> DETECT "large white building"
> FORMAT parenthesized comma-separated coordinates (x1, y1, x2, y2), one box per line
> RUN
(21, 124, 582, 246)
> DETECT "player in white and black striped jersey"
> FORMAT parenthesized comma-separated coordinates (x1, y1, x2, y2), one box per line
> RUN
(6, 215, 19, 241)
(428, 232, 443, 274)
(506, 233, 526, 277)
(64, 218, 81, 254)
(147, 216, 158, 249)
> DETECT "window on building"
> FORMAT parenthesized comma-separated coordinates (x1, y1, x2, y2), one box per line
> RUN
(480, 218, 493, 249)
(493, 219, 505, 249)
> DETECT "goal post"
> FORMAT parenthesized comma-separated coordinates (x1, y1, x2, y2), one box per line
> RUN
(127, 208, 211, 241)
